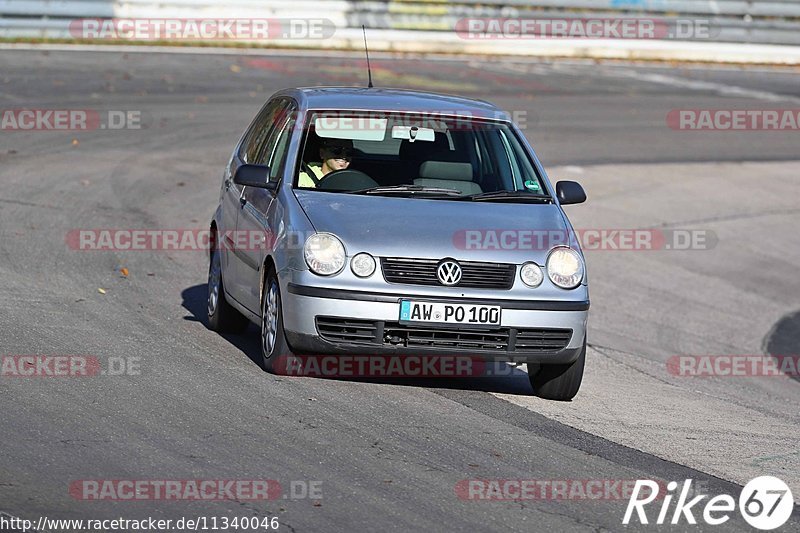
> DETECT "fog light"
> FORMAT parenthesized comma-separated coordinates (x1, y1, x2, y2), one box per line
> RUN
(351, 253, 376, 278)
(520, 262, 544, 288)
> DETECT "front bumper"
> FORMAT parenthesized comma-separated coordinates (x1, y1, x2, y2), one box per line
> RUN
(282, 282, 588, 364)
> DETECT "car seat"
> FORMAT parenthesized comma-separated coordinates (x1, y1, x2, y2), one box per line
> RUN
(413, 161, 483, 195)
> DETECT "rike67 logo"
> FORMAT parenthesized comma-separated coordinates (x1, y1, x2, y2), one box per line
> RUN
(624, 476, 794, 530)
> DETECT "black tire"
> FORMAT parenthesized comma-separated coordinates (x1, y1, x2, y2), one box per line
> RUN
(207, 248, 249, 333)
(529, 339, 586, 401)
(260, 269, 293, 374)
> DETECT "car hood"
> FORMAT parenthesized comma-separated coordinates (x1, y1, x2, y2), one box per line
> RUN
(294, 191, 574, 264)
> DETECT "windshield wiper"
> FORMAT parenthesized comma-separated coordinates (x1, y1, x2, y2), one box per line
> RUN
(466, 190, 553, 203)
(349, 185, 463, 197)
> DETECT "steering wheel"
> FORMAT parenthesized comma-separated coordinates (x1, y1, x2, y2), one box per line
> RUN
(317, 169, 378, 191)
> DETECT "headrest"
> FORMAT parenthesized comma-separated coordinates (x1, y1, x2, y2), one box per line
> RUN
(418, 161, 474, 182)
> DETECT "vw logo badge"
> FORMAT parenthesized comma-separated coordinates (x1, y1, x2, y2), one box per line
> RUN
(437, 260, 462, 286)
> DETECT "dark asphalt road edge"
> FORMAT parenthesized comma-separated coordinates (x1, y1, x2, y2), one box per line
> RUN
(432, 387, 800, 524)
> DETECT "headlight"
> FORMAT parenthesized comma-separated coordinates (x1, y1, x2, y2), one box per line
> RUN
(520, 262, 543, 288)
(304, 233, 346, 276)
(546, 247, 584, 289)
(351, 253, 376, 278)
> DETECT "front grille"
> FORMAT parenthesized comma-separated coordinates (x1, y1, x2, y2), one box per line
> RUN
(316, 317, 378, 344)
(383, 323, 510, 351)
(381, 258, 515, 290)
(315, 317, 571, 353)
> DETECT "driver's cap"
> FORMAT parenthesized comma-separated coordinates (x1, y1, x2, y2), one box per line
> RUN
(321, 138, 354, 150)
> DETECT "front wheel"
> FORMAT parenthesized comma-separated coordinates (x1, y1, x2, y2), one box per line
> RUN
(528, 339, 586, 401)
(260, 270, 292, 374)
(208, 248, 249, 333)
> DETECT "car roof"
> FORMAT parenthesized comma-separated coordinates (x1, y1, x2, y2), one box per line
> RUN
(272, 87, 510, 121)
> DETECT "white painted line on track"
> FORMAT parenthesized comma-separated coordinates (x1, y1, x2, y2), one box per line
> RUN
(490, 60, 800, 104)
(612, 68, 800, 104)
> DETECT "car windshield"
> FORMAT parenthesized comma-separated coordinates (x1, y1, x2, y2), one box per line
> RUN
(294, 111, 550, 200)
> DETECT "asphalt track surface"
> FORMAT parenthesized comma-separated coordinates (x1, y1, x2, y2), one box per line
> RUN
(1, 47, 799, 532)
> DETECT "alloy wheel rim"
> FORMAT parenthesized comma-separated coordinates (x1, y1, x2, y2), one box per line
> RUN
(262, 281, 279, 357)
(208, 252, 220, 317)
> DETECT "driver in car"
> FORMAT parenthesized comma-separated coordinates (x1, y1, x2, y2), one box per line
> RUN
(298, 138, 354, 188)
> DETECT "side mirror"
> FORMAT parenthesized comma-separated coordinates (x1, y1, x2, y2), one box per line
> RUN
(233, 164, 276, 190)
(555, 180, 586, 205)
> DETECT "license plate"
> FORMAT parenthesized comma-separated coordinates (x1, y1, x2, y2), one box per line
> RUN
(399, 300, 501, 327)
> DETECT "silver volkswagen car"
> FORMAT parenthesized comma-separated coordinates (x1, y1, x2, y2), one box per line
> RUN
(208, 87, 589, 400)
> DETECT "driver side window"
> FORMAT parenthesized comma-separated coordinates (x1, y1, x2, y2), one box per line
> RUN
(240, 99, 285, 165)
(258, 102, 297, 182)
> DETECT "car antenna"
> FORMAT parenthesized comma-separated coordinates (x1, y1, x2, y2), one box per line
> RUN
(362, 25, 374, 88)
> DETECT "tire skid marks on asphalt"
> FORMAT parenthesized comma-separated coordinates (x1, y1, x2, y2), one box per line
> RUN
(492, 345, 800, 490)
